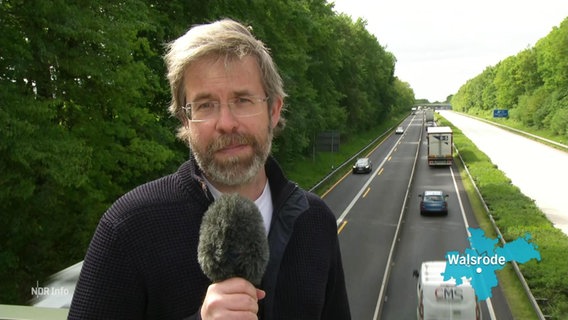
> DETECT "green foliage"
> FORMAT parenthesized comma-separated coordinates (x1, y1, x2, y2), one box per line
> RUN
(1, 0, 414, 304)
(444, 119, 568, 319)
(452, 16, 568, 144)
(536, 19, 568, 91)
(0, 0, 181, 303)
(284, 114, 405, 190)
(549, 105, 568, 137)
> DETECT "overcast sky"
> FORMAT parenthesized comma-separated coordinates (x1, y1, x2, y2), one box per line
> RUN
(329, 0, 568, 102)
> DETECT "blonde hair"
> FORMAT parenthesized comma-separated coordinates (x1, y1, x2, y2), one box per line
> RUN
(164, 19, 286, 135)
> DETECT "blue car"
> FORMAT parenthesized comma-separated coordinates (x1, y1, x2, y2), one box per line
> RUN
(419, 190, 448, 215)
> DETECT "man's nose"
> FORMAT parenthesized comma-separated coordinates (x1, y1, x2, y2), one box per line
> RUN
(215, 103, 239, 132)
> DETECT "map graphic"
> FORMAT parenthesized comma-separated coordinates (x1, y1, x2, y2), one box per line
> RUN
(442, 227, 541, 300)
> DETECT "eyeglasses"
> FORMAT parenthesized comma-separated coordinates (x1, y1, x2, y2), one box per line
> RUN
(182, 96, 269, 122)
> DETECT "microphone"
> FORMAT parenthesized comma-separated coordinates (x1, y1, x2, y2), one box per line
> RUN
(198, 193, 269, 287)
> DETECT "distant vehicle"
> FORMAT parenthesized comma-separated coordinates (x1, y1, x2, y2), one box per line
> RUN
(352, 158, 372, 174)
(425, 108, 435, 123)
(413, 261, 481, 320)
(419, 190, 448, 215)
(395, 126, 404, 134)
(426, 126, 453, 166)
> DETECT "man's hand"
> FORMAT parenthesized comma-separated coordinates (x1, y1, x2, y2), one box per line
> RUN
(201, 277, 266, 320)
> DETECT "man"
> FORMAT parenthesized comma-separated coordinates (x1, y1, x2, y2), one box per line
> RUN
(69, 19, 350, 320)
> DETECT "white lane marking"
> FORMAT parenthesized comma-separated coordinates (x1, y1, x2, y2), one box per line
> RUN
(450, 166, 497, 320)
(336, 136, 403, 226)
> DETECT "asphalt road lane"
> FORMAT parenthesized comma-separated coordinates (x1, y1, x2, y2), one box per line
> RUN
(326, 116, 420, 319)
(326, 113, 514, 319)
(440, 110, 568, 236)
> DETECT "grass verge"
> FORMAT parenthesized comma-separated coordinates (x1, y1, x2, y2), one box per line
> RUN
(439, 116, 568, 319)
(283, 112, 568, 318)
(453, 141, 538, 319)
(283, 114, 405, 192)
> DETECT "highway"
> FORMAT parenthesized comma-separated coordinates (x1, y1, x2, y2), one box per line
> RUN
(324, 112, 513, 319)
(440, 110, 568, 236)
(28, 111, 524, 319)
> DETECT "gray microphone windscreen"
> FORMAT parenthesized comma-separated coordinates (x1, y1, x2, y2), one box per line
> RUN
(198, 193, 269, 287)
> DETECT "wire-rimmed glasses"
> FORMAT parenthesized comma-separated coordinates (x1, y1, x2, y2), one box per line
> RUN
(182, 96, 269, 123)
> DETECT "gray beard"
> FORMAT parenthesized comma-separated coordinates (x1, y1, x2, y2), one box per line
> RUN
(202, 141, 270, 186)
(190, 132, 272, 187)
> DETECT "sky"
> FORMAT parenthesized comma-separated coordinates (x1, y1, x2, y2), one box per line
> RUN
(328, 0, 568, 102)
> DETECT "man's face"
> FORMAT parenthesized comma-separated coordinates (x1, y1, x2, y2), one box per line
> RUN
(183, 56, 282, 187)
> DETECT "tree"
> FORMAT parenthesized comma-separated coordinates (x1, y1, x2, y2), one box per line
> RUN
(1, 0, 414, 303)
(0, 0, 178, 303)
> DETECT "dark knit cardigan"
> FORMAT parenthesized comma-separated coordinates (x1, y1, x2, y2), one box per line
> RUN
(68, 156, 351, 319)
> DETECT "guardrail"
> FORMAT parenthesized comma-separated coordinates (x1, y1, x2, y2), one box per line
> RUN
(454, 145, 547, 319)
(458, 112, 568, 151)
(0, 125, 394, 320)
(308, 127, 394, 193)
(0, 304, 68, 319)
(13, 113, 550, 319)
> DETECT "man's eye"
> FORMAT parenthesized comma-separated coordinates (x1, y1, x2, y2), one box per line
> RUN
(235, 97, 254, 105)
(196, 101, 216, 111)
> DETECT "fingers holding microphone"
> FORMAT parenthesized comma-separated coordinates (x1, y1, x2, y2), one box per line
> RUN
(201, 277, 266, 319)
(198, 193, 270, 320)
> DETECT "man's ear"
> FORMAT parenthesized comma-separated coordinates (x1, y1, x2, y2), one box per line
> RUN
(270, 96, 283, 129)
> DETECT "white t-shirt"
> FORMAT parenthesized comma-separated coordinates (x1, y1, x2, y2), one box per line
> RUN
(204, 179, 273, 235)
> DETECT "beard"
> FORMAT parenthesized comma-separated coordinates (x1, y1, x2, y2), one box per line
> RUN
(189, 129, 272, 187)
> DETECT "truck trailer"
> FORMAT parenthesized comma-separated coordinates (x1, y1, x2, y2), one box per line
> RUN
(426, 126, 453, 166)
(414, 261, 481, 320)
(425, 108, 435, 123)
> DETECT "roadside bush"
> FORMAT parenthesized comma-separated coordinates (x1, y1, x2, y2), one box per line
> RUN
(444, 119, 568, 318)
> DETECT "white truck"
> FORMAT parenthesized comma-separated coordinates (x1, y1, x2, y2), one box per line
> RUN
(426, 126, 453, 166)
(425, 108, 435, 124)
(414, 261, 481, 320)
